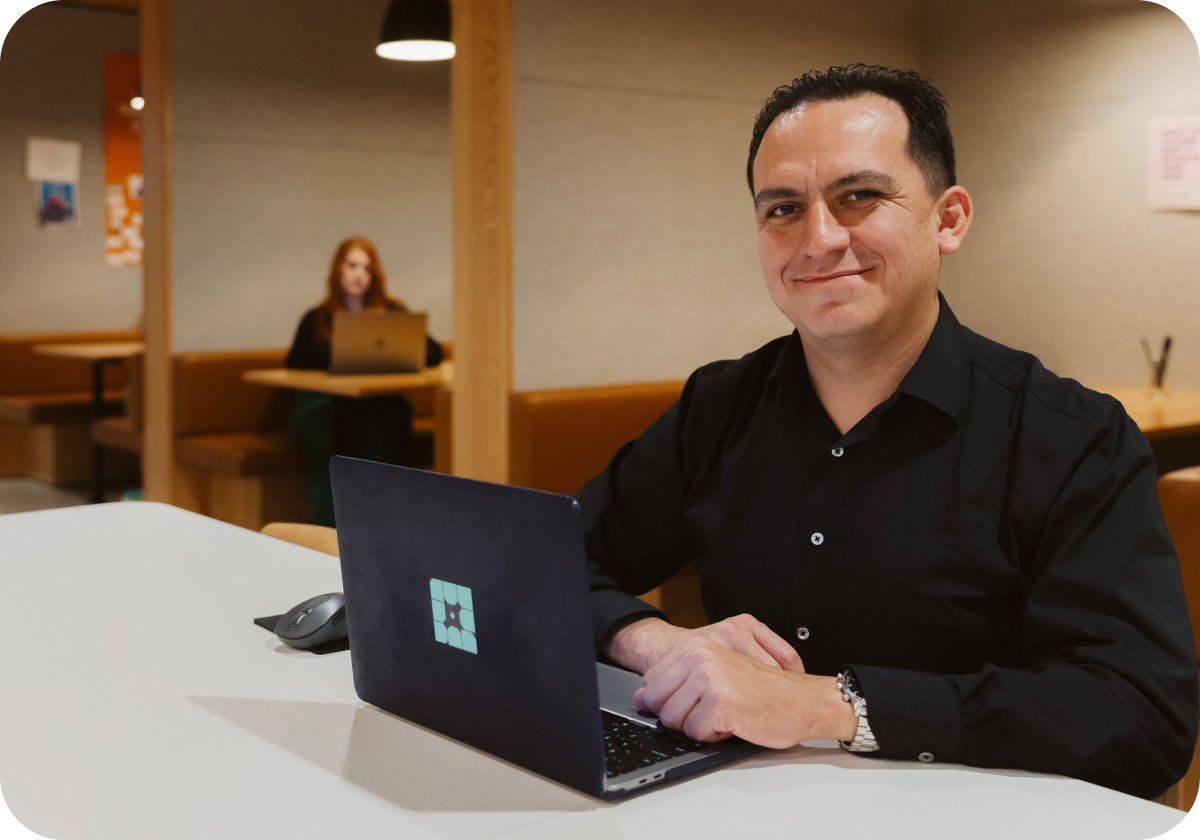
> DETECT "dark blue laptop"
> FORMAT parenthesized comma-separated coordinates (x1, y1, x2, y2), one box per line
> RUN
(330, 456, 758, 798)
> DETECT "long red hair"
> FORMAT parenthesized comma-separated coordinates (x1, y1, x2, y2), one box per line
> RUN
(315, 236, 406, 337)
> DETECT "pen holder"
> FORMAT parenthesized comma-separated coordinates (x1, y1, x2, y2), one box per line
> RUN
(1143, 377, 1171, 402)
(1140, 335, 1174, 403)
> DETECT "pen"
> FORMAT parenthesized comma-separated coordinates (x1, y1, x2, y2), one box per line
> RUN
(1140, 336, 1155, 370)
(1156, 336, 1173, 388)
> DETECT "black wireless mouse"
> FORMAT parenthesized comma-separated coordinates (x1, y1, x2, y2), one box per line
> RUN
(273, 592, 349, 650)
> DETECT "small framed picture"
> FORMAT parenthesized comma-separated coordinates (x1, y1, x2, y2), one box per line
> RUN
(38, 180, 79, 227)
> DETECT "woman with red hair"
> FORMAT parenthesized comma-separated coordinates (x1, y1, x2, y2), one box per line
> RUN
(286, 236, 443, 524)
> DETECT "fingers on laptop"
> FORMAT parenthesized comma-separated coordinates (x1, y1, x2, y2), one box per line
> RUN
(704, 614, 805, 672)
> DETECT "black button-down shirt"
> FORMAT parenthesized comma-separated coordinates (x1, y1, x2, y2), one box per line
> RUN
(578, 293, 1198, 798)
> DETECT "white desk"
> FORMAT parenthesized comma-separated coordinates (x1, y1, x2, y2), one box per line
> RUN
(0, 503, 1188, 839)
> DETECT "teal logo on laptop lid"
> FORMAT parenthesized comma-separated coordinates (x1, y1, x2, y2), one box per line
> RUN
(429, 578, 477, 654)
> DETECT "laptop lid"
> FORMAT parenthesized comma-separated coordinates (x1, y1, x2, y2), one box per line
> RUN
(330, 311, 426, 374)
(330, 456, 608, 797)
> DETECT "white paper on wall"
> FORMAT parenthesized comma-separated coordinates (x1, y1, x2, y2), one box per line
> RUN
(25, 136, 82, 183)
(1148, 115, 1200, 210)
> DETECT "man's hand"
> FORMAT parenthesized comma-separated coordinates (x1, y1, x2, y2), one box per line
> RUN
(632, 637, 857, 748)
(603, 613, 805, 675)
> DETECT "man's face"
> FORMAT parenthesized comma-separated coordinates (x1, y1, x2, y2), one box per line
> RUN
(752, 94, 946, 344)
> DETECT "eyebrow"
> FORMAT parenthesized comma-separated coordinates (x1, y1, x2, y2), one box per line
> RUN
(753, 169, 900, 210)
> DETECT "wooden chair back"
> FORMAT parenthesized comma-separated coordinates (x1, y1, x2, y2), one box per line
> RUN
(1155, 466, 1200, 810)
(260, 522, 340, 557)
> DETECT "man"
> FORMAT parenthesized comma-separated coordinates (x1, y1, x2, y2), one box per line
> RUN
(577, 65, 1197, 798)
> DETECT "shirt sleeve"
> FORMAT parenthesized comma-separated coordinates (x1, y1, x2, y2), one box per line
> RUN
(285, 309, 331, 370)
(424, 336, 444, 368)
(575, 372, 712, 653)
(848, 401, 1198, 798)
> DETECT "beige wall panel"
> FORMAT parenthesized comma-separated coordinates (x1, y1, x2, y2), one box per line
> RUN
(926, 0, 1200, 390)
(169, 0, 451, 353)
(513, 85, 787, 389)
(512, 0, 925, 390)
(513, 0, 924, 100)
(172, 141, 451, 352)
(169, 8, 448, 153)
(0, 5, 142, 334)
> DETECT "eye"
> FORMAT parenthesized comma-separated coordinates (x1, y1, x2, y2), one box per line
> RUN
(767, 203, 797, 218)
(844, 189, 881, 204)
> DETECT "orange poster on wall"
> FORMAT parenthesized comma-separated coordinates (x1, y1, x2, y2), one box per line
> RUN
(103, 52, 143, 266)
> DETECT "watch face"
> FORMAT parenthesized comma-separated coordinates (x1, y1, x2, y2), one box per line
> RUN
(838, 670, 860, 699)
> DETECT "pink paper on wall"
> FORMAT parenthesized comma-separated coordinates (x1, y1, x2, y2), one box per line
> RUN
(1148, 115, 1200, 211)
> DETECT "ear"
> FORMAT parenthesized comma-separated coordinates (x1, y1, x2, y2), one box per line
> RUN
(935, 186, 973, 255)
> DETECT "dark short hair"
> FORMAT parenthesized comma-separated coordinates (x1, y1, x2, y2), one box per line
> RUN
(746, 64, 956, 196)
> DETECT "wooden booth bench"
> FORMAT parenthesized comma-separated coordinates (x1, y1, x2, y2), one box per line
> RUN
(167, 349, 308, 530)
(92, 349, 305, 529)
(94, 347, 447, 531)
(434, 380, 704, 627)
(0, 330, 140, 484)
(508, 381, 704, 628)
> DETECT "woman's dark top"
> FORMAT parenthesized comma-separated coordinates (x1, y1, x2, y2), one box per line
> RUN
(285, 303, 444, 370)
(284, 302, 445, 524)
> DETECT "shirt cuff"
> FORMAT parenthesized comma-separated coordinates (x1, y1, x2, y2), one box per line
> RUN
(590, 588, 667, 655)
(848, 664, 965, 764)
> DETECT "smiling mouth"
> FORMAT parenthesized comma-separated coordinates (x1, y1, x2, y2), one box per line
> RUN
(796, 267, 872, 284)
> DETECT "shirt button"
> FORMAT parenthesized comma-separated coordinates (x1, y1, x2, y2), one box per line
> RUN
(831, 446, 844, 458)
(918, 752, 935, 763)
(796, 627, 810, 641)
(810, 532, 824, 546)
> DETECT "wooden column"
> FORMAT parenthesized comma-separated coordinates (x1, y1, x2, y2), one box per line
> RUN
(139, 0, 174, 502)
(450, 0, 513, 483)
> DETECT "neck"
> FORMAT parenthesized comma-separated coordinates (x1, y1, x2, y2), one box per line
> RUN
(344, 294, 365, 313)
(801, 295, 940, 435)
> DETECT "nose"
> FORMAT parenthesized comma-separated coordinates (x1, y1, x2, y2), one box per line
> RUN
(799, 201, 850, 259)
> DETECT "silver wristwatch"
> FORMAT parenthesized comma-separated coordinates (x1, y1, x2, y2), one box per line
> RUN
(835, 669, 879, 753)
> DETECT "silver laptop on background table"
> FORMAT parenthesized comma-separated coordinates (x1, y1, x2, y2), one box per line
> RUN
(330, 311, 426, 374)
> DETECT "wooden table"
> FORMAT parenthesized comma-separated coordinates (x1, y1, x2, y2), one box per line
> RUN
(1099, 388, 1200, 441)
(33, 340, 145, 502)
(243, 363, 454, 470)
(242, 361, 452, 398)
(33, 341, 146, 363)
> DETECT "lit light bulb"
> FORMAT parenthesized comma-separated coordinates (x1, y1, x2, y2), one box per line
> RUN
(375, 39, 455, 61)
(130, 96, 145, 111)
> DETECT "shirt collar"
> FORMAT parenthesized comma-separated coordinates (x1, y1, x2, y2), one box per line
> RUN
(894, 291, 971, 423)
(767, 328, 806, 399)
(767, 291, 971, 424)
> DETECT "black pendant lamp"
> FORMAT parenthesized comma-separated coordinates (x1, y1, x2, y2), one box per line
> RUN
(376, 0, 455, 62)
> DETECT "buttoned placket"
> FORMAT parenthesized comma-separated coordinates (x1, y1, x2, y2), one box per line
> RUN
(792, 438, 853, 648)
(807, 441, 848, 549)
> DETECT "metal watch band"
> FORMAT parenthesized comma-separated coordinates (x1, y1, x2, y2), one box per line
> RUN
(836, 669, 880, 753)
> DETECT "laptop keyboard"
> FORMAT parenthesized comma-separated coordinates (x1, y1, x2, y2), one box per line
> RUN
(602, 710, 706, 778)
